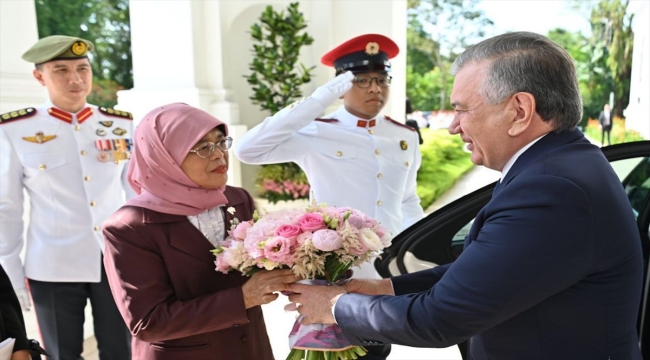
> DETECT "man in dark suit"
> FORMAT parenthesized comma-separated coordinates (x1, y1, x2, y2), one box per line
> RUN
(286, 31, 643, 360)
(598, 103, 613, 146)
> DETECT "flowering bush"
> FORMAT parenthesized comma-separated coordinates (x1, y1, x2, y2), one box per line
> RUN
(256, 162, 310, 204)
(212, 203, 391, 359)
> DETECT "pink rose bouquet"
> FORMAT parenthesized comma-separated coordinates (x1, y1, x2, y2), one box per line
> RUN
(212, 203, 392, 360)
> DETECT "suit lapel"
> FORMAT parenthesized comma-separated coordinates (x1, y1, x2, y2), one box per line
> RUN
(143, 209, 216, 262)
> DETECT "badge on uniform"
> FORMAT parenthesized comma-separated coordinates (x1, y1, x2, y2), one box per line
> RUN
(98, 121, 113, 127)
(95, 138, 132, 163)
(96, 129, 106, 136)
(22, 131, 56, 144)
(112, 127, 127, 136)
(400, 140, 408, 150)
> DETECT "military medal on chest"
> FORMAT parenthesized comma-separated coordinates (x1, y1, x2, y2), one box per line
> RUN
(95, 138, 132, 163)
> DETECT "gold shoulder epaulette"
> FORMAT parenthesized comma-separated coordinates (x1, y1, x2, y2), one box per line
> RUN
(98, 107, 133, 120)
(385, 115, 416, 132)
(0, 107, 37, 125)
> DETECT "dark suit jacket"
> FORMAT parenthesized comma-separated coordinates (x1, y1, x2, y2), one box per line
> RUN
(0, 264, 29, 352)
(102, 186, 273, 360)
(336, 129, 643, 359)
(598, 110, 614, 130)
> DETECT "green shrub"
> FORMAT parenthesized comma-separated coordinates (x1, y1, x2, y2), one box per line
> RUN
(417, 128, 474, 209)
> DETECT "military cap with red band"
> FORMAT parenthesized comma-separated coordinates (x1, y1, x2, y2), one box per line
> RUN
(321, 33, 399, 74)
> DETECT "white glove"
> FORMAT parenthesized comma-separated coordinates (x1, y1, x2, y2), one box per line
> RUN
(311, 71, 355, 107)
(15, 287, 32, 312)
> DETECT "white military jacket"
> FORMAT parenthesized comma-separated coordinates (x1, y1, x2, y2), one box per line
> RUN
(234, 98, 424, 277)
(0, 101, 134, 289)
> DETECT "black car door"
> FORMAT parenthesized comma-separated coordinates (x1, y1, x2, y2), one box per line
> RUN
(375, 140, 650, 357)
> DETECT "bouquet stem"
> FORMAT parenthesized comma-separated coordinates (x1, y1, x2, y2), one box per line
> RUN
(286, 346, 367, 360)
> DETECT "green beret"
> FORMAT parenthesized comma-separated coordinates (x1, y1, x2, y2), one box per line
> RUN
(22, 35, 94, 65)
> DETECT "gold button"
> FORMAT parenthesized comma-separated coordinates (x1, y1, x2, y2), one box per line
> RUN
(84, 176, 91, 181)
(377, 173, 383, 179)
(38, 164, 46, 171)
(336, 151, 343, 157)
(74, 125, 80, 131)
(94, 226, 100, 231)
(405, 161, 410, 167)
(368, 129, 374, 135)
(377, 200, 382, 206)
(90, 201, 97, 207)
(375, 149, 380, 155)
(80, 150, 87, 156)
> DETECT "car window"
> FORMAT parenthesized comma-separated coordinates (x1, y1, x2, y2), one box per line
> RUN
(614, 157, 650, 217)
(447, 157, 650, 242)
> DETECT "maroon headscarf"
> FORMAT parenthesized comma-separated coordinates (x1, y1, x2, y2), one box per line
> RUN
(125, 103, 228, 216)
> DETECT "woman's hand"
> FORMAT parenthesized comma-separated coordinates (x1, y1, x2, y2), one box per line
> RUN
(242, 269, 297, 309)
(11, 350, 31, 360)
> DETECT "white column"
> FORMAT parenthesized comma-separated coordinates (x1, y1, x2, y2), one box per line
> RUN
(0, 0, 46, 113)
(118, 0, 243, 185)
(624, 0, 650, 139)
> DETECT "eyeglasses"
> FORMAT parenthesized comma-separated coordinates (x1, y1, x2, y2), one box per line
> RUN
(189, 137, 233, 158)
(352, 75, 392, 89)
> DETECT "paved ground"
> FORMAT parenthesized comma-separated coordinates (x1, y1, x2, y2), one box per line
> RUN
(22, 164, 499, 360)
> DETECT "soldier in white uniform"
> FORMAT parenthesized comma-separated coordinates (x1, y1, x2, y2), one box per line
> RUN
(0, 35, 131, 359)
(234, 34, 424, 359)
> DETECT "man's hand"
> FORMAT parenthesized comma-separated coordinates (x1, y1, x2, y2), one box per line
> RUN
(15, 287, 32, 312)
(311, 71, 354, 107)
(286, 283, 346, 325)
(342, 278, 395, 296)
(242, 269, 297, 309)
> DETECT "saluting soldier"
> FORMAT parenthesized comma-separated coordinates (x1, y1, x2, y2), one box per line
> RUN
(0, 35, 132, 359)
(234, 33, 424, 360)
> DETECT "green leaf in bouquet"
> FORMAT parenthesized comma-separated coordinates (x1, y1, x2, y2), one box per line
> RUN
(286, 349, 305, 360)
(209, 247, 223, 255)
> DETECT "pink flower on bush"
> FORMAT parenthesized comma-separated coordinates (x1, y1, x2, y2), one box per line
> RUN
(231, 221, 253, 241)
(311, 229, 343, 251)
(264, 236, 293, 264)
(297, 213, 326, 232)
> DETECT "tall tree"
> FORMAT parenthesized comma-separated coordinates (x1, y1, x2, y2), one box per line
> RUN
(590, 0, 634, 117)
(407, 0, 493, 110)
(34, 0, 132, 108)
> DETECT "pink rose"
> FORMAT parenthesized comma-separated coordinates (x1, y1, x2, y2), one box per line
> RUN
(231, 221, 253, 240)
(275, 224, 302, 239)
(311, 229, 343, 251)
(264, 236, 294, 265)
(297, 213, 326, 232)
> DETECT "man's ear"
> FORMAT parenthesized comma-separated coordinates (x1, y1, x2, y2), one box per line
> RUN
(33, 68, 46, 86)
(507, 92, 536, 137)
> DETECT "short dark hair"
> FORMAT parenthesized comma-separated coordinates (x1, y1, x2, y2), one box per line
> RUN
(452, 31, 583, 132)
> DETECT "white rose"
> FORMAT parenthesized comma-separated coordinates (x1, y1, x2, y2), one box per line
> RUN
(358, 228, 383, 251)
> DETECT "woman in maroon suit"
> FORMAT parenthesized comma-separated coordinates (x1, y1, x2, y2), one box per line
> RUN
(102, 103, 296, 359)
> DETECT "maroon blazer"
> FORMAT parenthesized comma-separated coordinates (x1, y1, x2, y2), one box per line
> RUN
(102, 186, 274, 360)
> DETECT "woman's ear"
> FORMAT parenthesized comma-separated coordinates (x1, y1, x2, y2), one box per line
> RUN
(507, 92, 536, 137)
